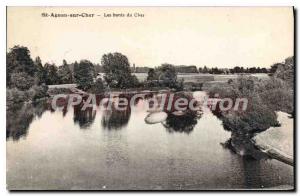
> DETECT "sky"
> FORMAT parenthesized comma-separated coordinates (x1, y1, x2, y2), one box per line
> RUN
(7, 7, 294, 68)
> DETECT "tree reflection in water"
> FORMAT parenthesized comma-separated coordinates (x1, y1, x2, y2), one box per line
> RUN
(163, 110, 200, 134)
(6, 101, 48, 140)
(73, 102, 96, 129)
(211, 102, 269, 160)
(221, 132, 269, 160)
(162, 92, 202, 134)
(101, 98, 131, 130)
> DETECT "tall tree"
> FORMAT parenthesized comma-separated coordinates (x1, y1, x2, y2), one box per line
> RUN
(101, 52, 137, 88)
(74, 60, 95, 90)
(158, 63, 178, 88)
(34, 56, 47, 85)
(7, 46, 37, 85)
(202, 66, 209, 74)
(58, 59, 73, 84)
(44, 63, 60, 85)
(147, 68, 158, 81)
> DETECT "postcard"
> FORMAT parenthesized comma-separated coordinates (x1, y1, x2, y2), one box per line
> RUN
(6, 6, 294, 190)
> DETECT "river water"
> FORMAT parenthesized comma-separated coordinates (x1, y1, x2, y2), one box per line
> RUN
(6, 91, 293, 190)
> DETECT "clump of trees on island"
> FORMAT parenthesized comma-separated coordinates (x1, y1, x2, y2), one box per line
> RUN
(207, 56, 294, 135)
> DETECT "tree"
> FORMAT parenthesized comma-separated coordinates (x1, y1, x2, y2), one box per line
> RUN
(34, 56, 47, 85)
(101, 52, 137, 89)
(202, 66, 209, 74)
(58, 59, 73, 84)
(270, 63, 284, 74)
(44, 63, 60, 85)
(208, 76, 279, 134)
(74, 60, 95, 91)
(274, 56, 294, 87)
(158, 63, 178, 88)
(7, 46, 37, 85)
(147, 68, 158, 81)
(92, 78, 105, 94)
(10, 72, 35, 91)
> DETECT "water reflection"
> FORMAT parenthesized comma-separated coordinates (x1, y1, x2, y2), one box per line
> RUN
(6, 91, 294, 189)
(162, 92, 202, 134)
(6, 101, 48, 140)
(210, 101, 269, 160)
(6, 92, 203, 139)
(239, 157, 263, 189)
(101, 102, 131, 131)
(73, 103, 97, 129)
(163, 111, 200, 134)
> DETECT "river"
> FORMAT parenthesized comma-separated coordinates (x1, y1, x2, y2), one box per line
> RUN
(6, 91, 293, 190)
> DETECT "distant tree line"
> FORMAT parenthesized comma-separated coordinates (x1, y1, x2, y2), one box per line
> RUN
(198, 66, 269, 74)
(96, 64, 272, 75)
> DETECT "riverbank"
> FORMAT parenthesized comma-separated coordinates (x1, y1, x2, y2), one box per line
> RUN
(47, 83, 174, 96)
(252, 111, 293, 166)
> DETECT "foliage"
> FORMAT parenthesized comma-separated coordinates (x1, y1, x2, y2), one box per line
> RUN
(198, 65, 269, 74)
(44, 63, 60, 85)
(10, 72, 35, 91)
(274, 56, 294, 87)
(207, 75, 293, 134)
(258, 78, 293, 114)
(174, 65, 198, 73)
(7, 46, 50, 104)
(221, 96, 279, 134)
(7, 46, 37, 86)
(91, 78, 105, 94)
(145, 64, 183, 90)
(158, 64, 177, 87)
(147, 68, 158, 81)
(27, 84, 49, 101)
(101, 52, 139, 88)
(74, 60, 95, 91)
(58, 60, 73, 84)
(6, 88, 28, 105)
(34, 56, 47, 85)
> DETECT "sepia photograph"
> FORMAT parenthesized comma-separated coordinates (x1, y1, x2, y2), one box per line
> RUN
(6, 6, 294, 190)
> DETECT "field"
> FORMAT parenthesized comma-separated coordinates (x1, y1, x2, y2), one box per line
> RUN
(133, 73, 269, 83)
